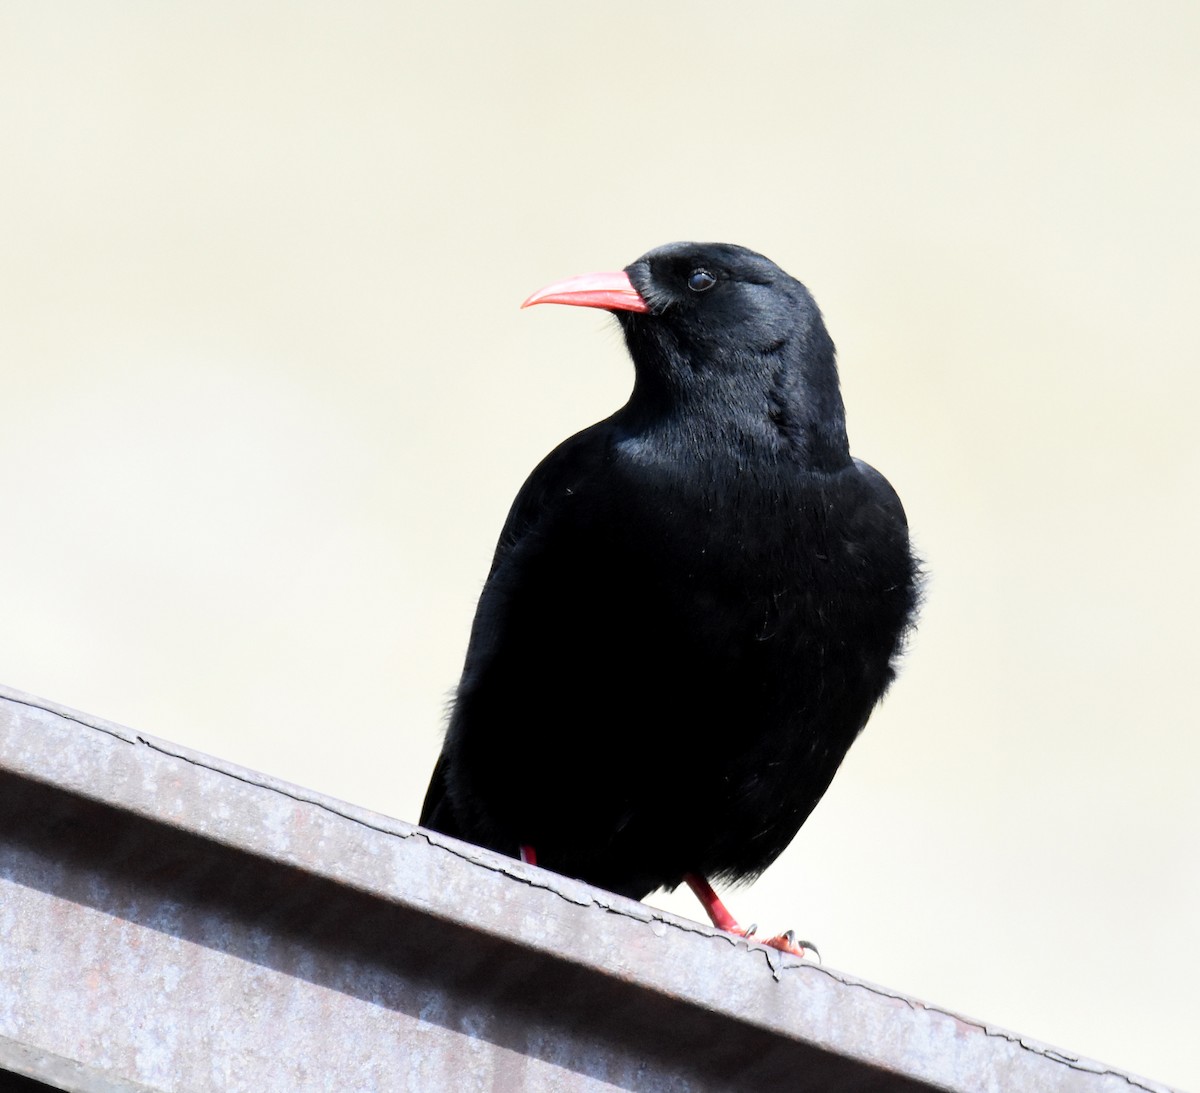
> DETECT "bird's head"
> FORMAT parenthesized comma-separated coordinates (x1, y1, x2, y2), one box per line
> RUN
(523, 242, 849, 468)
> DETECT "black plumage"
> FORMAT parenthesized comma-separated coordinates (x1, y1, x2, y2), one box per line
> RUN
(421, 241, 918, 923)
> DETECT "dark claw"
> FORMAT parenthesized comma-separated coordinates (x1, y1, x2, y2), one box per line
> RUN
(795, 939, 821, 963)
(743, 923, 758, 938)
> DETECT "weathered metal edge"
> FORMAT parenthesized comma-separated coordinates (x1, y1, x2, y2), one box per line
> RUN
(0, 682, 1178, 1093)
(0, 1032, 159, 1093)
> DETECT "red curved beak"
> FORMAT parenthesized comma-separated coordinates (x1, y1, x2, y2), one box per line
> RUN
(521, 270, 649, 313)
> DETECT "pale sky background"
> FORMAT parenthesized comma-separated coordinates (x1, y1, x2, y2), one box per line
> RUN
(2, 3, 1197, 1088)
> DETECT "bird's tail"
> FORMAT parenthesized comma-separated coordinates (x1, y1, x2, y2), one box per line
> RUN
(418, 753, 462, 838)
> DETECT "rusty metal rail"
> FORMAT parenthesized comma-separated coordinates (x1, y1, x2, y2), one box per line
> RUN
(0, 685, 1175, 1092)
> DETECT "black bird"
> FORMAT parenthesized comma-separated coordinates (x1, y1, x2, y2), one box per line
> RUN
(420, 242, 919, 952)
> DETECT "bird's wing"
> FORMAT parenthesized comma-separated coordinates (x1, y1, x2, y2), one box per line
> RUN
(418, 751, 459, 831)
(419, 419, 617, 831)
(852, 456, 910, 529)
(484, 419, 617, 578)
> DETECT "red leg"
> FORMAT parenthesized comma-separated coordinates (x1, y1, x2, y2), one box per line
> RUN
(684, 872, 807, 957)
(685, 873, 743, 933)
(520, 844, 538, 866)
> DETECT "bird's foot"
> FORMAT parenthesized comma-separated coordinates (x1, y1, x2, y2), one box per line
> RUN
(760, 930, 819, 959)
(683, 873, 817, 959)
(738, 922, 812, 958)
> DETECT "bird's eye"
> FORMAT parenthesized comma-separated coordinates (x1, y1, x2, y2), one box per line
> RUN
(688, 269, 717, 293)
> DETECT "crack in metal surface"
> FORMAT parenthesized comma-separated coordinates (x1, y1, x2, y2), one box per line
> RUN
(3, 691, 763, 942)
(4, 690, 419, 838)
(778, 962, 1172, 1091)
(3, 691, 712, 935)
(2, 690, 1176, 1092)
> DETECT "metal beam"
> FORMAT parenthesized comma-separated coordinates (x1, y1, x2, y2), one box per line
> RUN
(0, 685, 1175, 1092)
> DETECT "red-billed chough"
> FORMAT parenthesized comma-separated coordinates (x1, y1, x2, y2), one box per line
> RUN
(420, 242, 920, 954)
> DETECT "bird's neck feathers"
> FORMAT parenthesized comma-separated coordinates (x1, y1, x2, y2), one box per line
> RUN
(766, 323, 851, 471)
(621, 322, 851, 472)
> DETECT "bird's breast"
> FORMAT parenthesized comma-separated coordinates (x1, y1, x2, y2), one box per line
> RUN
(572, 456, 903, 649)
